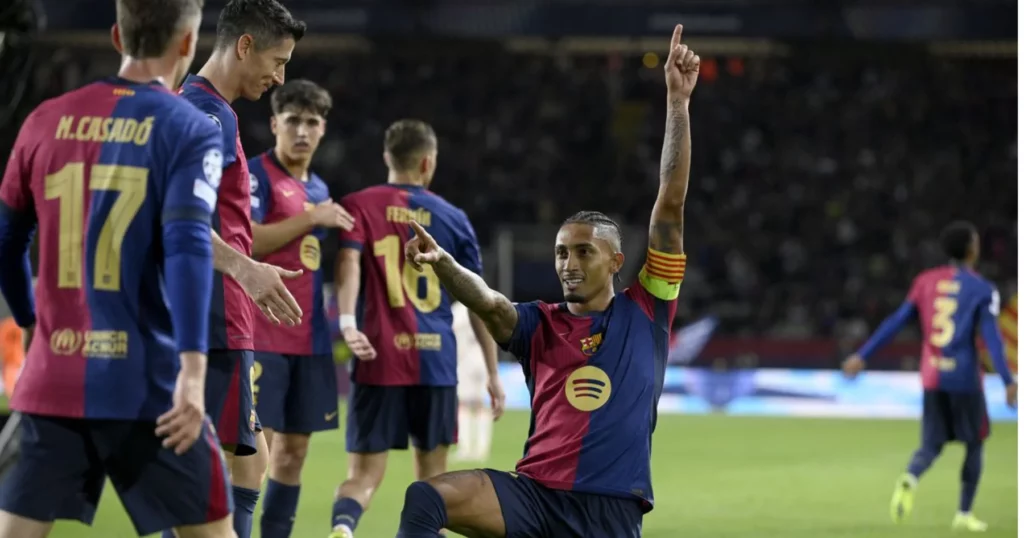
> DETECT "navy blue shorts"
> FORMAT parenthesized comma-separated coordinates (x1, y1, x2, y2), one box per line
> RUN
(206, 349, 261, 456)
(0, 413, 232, 536)
(922, 389, 990, 445)
(345, 384, 456, 453)
(254, 352, 339, 434)
(484, 469, 643, 538)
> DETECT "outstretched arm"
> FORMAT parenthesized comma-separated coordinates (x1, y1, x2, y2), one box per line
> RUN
(430, 253, 518, 344)
(649, 24, 699, 255)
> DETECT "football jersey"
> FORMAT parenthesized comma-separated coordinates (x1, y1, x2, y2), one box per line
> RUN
(501, 248, 686, 511)
(179, 74, 254, 351)
(249, 150, 332, 356)
(908, 266, 1004, 392)
(0, 77, 221, 419)
(339, 184, 482, 386)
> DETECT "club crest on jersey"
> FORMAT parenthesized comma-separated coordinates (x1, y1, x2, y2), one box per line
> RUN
(580, 333, 603, 356)
(564, 365, 612, 412)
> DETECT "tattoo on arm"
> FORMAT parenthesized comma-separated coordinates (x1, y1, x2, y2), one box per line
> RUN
(650, 98, 690, 255)
(433, 254, 518, 343)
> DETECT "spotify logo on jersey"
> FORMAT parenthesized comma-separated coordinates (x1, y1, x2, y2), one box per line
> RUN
(564, 366, 612, 412)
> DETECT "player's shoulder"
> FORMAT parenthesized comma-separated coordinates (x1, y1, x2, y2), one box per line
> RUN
(246, 152, 270, 175)
(178, 79, 235, 127)
(342, 184, 391, 204)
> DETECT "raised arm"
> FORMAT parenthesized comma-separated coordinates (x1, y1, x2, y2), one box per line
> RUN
(405, 222, 518, 344)
(650, 24, 700, 255)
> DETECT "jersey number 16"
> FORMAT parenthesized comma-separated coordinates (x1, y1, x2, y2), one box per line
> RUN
(45, 162, 147, 292)
(373, 234, 441, 313)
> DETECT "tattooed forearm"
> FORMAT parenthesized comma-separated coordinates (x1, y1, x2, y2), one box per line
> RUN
(659, 98, 690, 187)
(649, 98, 691, 255)
(433, 253, 519, 342)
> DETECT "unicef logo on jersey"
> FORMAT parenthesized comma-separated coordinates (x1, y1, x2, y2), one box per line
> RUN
(564, 366, 612, 412)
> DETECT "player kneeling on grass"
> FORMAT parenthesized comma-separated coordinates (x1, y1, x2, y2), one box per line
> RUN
(843, 221, 1017, 533)
(0, 1, 235, 536)
(248, 79, 354, 538)
(393, 24, 697, 538)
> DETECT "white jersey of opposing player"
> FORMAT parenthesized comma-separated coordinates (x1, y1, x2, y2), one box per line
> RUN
(453, 302, 487, 401)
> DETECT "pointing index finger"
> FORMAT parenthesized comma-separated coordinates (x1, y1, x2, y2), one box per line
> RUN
(670, 24, 683, 49)
(409, 220, 427, 239)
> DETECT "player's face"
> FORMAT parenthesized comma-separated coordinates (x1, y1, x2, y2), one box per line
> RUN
(555, 224, 621, 303)
(272, 108, 325, 160)
(239, 36, 295, 101)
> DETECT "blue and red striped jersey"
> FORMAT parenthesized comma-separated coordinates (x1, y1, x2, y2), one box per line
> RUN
(0, 77, 221, 419)
(249, 150, 332, 355)
(179, 74, 254, 351)
(908, 266, 1003, 392)
(340, 184, 482, 386)
(501, 248, 686, 512)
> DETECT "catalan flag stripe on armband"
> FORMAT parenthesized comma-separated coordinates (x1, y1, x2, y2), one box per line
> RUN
(643, 248, 687, 283)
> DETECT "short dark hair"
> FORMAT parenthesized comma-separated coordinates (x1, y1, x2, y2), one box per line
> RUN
(215, 0, 306, 51)
(271, 79, 332, 117)
(939, 220, 978, 261)
(384, 120, 438, 171)
(116, 0, 204, 58)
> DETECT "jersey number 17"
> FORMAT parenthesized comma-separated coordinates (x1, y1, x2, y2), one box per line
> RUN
(46, 162, 146, 292)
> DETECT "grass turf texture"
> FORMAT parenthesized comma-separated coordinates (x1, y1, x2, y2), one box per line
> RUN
(48, 410, 1017, 537)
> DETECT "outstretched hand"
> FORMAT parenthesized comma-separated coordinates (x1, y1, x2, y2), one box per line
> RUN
(405, 221, 445, 271)
(665, 24, 700, 98)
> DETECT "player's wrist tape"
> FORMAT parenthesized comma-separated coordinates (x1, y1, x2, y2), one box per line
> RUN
(339, 314, 357, 331)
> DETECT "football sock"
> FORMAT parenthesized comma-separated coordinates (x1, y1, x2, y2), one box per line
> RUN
(232, 486, 260, 538)
(906, 444, 942, 478)
(332, 497, 364, 531)
(959, 442, 983, 513)
(261, 479, 300, 538)
(396, 481, 447, 537)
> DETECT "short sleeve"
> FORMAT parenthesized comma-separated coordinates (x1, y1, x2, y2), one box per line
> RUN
(162, 116, 221, 223)
(453, 211, 483, 275)
(498, 301, 543, 362)
(0, 119, 36, 214)
(249, 168, 271, 223)
(338, 194, 365, 251)
(188, 99, 238, 168)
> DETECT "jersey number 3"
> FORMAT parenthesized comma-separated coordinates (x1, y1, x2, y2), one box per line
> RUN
(373, 234, 441, 313)
(45, 162, 147, 292)
(930, 296, 958, 348)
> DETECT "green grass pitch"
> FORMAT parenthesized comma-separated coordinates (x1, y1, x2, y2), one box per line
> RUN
(48, 411, 1017, 537)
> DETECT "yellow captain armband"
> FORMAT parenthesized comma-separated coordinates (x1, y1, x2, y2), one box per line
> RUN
(638, 248, 686, 301)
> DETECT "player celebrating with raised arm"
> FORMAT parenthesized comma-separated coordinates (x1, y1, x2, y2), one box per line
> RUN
(329, 120, 505, 538)
(842, 221, 1017, 532)
(248, 79, 354, 538)
(0, 0, 234, 536)
(179, 1, 306, 537)
(394, 25, 696, 538)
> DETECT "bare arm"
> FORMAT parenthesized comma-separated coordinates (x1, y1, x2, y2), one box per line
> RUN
(335, 248, 361, 316)
(468, 311, 499, 376)
(212, 230, 250, 280)
(649, 100, 690, 255)
(432, 253, 518, 344)
(650, 24, 699, 255)
(251, 213, 316, 258)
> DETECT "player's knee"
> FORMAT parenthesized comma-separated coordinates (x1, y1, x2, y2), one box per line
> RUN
(401, 480, 448, 520)
(270, 436, 309, 480)
(174, 514, 234, 538)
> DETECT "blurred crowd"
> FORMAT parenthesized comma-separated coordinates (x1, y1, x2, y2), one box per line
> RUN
(8, 44, 1017, 338)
